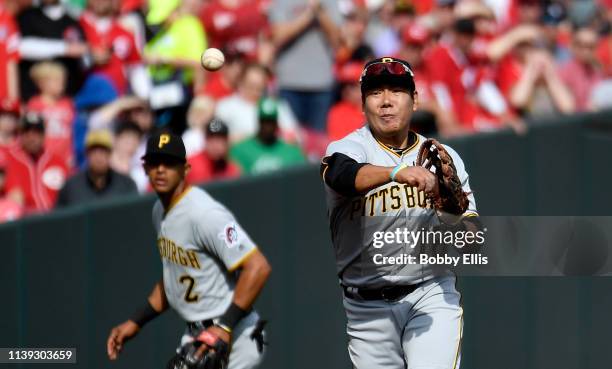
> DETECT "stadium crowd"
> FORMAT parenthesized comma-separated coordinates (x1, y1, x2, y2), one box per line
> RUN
(0, 0, 611, 222)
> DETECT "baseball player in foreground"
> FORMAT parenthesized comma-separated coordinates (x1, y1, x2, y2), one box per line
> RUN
(321, 57, 480, 369)
(106, 132, 271, 369)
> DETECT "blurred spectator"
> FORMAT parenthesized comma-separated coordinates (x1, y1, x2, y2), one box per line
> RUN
(327, 62, 365, 141)
(117, 0, 149, 52)
(86, 95, 154, 192)
(270, 0, 341, 132)
(0, 3, 20, 104)
(73, 74, 119, 167)
(427, 18, 522, 132)
(216, 63, 299, 143)
(183, 95, 216, 156)
(145, 0, 207, 132)
(56, 129, 137, 207)
(559, 26, 603, 111)
(4, 113, 69, 213)
(197, 49, 247, 100)
(79, 0, 151, 99)
(539, 1, 571, 63)
(336, 5, 375, 64)
(496, 32, 575, 116)
(396, 22, 464, 137)
(26, 61, 76, 169)
(0, 152, 23, 222)
(419, 0, 456, 36)
(0, 101, 20, 148)
(17, 0, 89, 101)
(370, 0, 416, 57)
(187, 119, 241, 184)
(110, 121, 143, 175)
(200, 0, 275, 65)
(230, 97, 305, 174)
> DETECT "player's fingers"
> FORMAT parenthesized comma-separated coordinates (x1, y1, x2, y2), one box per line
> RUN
(107, 330, 119, 359)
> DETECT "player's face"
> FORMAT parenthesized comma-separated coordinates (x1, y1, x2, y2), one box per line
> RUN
(144, 157, 189, 195)
(363, 85, 417, 138)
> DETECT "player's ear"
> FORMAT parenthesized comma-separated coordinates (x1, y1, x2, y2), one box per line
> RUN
(412, 91, 418, 112)
(184, 162, 191, 176)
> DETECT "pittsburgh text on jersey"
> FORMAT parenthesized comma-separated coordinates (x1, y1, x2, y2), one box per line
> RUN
(350, 183, 434, 219)
(157, 237, 202, 270)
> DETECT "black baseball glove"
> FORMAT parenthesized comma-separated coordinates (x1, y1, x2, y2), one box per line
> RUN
(166, 330, 230, 369)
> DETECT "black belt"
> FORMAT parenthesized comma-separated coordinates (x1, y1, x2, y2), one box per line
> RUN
(343, 284, 419, 302)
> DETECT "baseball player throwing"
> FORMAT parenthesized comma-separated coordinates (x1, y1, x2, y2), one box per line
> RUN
(106, 132, 271, 369)
(321, 57, 480, 369)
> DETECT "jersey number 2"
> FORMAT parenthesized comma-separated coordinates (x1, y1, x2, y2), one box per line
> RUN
(179, 275, 199, 303)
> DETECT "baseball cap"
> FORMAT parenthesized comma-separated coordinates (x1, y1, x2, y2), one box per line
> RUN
(20, 112, 45, 132)
(85, 130, 113, 151)
(360, 57, 416, 97)
(205, 119, 229, 137)
(402, 23, 430, 45)
(258, 97, 279, 122)
(141, 131, 186, 163)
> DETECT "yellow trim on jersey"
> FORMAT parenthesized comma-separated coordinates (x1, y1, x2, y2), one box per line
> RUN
(227, 247, 259, 272)
(452, 308, 464, 369)
(165, 186, 192, 214)
(463, 211, 479, 218)
(373, 131, 420, 158)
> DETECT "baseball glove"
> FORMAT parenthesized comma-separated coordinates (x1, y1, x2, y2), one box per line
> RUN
(166, 330, 230, 369)
(416, 138, 469, 215)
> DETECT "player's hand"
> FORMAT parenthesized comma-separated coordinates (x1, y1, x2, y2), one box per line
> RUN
(193, 326, 231, 359)
(106, 320, 140, 360)
(394, 166, 439, 197)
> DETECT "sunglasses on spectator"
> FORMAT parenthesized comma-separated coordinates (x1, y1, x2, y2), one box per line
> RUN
(360, 60, 414, 81)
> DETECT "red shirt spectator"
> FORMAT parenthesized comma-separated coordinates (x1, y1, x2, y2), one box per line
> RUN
(27, 61, 75, 168)
(187, 119, 241, 184)
(327, 62, 364, 140)
(426, 40, 503, 131)
(0, 4, 19, 103)
(0, 150, 23, 223)
(596, 35, 612, 77)
(200, 0, 271, 60)
(187, 150, 241, 184)
(4, 114, 69, 213)
(27, 96, 75, 166)
(558, 27, 603, 111)
(80, 10, 142, 94)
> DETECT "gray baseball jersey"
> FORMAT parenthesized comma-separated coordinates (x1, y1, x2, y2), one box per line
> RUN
(152, 186, 258, 322)
(324, 126, 477, 287)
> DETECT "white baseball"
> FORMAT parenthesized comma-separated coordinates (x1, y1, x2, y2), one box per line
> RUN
(201, 48, 225, 71)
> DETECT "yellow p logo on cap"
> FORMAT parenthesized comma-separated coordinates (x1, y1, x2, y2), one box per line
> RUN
(158, 134, 170, 148)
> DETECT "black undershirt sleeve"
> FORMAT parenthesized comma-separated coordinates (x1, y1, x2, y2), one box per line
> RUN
(320, 153, 368, 197)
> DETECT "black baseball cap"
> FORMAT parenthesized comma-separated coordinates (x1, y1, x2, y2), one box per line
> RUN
(20, 112, 45, 132)
(205, 119, 229, 137)
(360, 57, 416, 98)
(141, 131, 186, 163)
